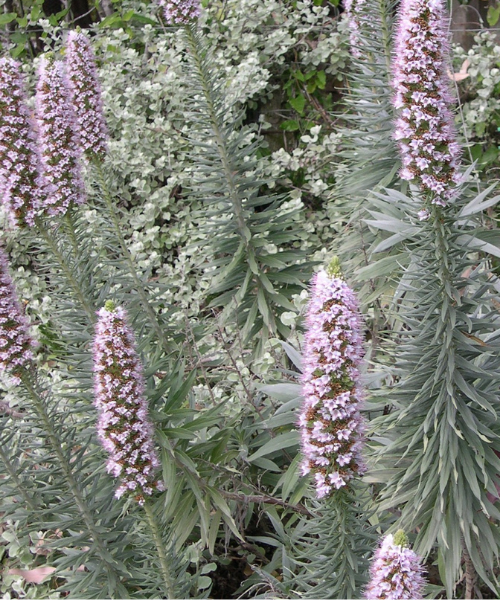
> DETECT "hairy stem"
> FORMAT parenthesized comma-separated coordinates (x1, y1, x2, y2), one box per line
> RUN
(143, 500, 177, 599)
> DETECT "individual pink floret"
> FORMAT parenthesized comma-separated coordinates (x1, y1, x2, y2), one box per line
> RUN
(299, 267, 365, 499)
(65, 31, 108, 160)
(159, 0, 200, 24)
(0, 247, 36, 383)
(365, 532, 426, 599)
(0, 58, 44, 227)
(392, 0, 461, 206)
(35, 57, 86, 217)
(93, 303, 163, 504)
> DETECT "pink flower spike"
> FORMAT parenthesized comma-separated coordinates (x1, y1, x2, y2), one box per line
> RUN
(65, 32, 108, 160)
(0, 58, 44, 227)
(392, 0, 461, 206)
(299, 261, 365, 499)
(159, 0, 201, 25)
(365, 532, 426, 599)
(35, 57, 86, 217)
(0, 247, 36, 382)
(93, 302, 163, 504)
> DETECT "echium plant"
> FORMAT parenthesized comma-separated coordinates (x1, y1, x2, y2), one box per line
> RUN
(65, 31, 108, 161)
(35, 56, 86, 217)
(93, 302, 163, 504)
(0, 58, 44, 227)
(367, 0, 500, 593)
(364, 531, 425, 600)
(299, 261, 365, 498)
(286, 261, 373, 600)
(392, 0, 461, 209)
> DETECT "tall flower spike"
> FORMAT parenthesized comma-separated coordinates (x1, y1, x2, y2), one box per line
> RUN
(365, 531, 426, 599)
(93, 302, 163, 504)
(35, 57, 86, 217)
(392, 0, 461, 206)
(0, 247, 36, 383)
(298, 261, 365, 499)
(159, 0, 200, 25)
(0, 58, 44, 227)
(65, 31, 108, 161)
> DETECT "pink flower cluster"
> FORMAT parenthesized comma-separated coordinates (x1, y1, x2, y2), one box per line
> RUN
(299, 269, 365, 499)
(93, 304, 163, 504)
(343, 0, 367, 59)
(66, 31, 108, 160)
(365, 533, 426, 599)
(159, 0, 200, 24)
(35, 57, 86, 216)
(0, 58, 44, 227)
(393, 0, 461, 206)
(0, 247, 36, 383)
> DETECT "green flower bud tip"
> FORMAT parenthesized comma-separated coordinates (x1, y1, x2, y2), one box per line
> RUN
(393, 529, 409, 548)
(326, 256, 343, 278)
(104, 300, 116, 312)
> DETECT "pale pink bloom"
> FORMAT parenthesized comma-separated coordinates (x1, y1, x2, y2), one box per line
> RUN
(365, 534, 426, 599)
(0, 58, 44, 227)
(35, 57, 86, 216)
(65, 32, 108, 160)
(93, 304, 163, 504)
(299, 269, 365, 499)
(0, 247, 36, 382)
(392, 0, 460, 205)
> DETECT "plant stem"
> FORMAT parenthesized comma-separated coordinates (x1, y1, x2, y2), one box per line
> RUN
(92, 159, 172, 353)
(35, 219, 96, 323)
(463, 545, 476, 600)
(21, 371, 121, 582)
(143, 499, 177, 599)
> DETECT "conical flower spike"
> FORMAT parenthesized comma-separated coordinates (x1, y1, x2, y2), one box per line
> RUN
(365, 531, 426, 599)
(93, 303, 163, 504)
(392, 0, 461, 206)
(35, 57, 86, 217)
(0, 247, 36, 383)
(0, 58, 44, 227)
(65, 31, 108, 161)
(159, 0, 200, 24)
(299, 264, 365, 498)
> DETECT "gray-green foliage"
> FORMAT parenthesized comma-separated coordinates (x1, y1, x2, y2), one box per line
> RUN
(369, 182, 500, 594)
